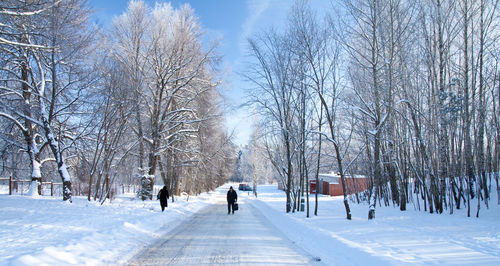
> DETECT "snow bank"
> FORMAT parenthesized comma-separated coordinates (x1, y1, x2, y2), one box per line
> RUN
(0, 190, 219, 265)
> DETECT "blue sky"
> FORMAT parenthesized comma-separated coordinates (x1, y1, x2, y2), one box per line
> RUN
(89, 0, 330, 146)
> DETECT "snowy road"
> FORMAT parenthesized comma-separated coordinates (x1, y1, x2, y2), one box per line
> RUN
(127, 196, 323, 265)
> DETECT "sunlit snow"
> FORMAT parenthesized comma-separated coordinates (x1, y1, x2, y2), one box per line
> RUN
(1, 183, 499, 265)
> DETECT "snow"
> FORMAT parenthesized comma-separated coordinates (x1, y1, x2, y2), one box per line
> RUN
(25, 181, 40, 197)
(247, 185, 500, 265)
(32, 160, 41, 179)
(1, 184, 499, 265)
(59, 162, 71, 182)
(0, 191, 217, 265)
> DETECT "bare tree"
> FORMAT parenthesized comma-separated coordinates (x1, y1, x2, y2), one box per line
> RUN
(246, 30, 299, 213)
(0, 0, 95, 201)
(289, 0, 352, 219)
(0, 1, 55, 196)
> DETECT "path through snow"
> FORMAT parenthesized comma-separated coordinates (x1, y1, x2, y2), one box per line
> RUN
(127, 192, 323, 265)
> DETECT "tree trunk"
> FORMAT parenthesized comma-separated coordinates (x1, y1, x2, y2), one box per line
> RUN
(314, 103, 323, 216)
(285, 134, 293, 213)
(21, 56, 42, 195)
(436, 0, 450, 214)
(462, 0, 475, 217)
(39, 100, 72, 201)
(477, 0, 488, 209)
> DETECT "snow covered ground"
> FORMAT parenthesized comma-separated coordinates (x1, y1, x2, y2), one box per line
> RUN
(128, 190, 318, 265)
(1, 183, 499, 265)
(246, 185, 500, 265)
(0, 190, 217, 265)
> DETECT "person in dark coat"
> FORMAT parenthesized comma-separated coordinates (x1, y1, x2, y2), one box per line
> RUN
(227, 186, 237, 214)
(159, 186, 170, 212)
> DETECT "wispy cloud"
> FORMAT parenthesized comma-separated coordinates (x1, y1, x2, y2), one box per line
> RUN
(239, 0, 270, 52)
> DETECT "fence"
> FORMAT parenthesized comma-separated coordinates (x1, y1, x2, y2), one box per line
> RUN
(120, 184, 162, 197)
(0, 176, 161, 199)
(0, 176, 63, 196)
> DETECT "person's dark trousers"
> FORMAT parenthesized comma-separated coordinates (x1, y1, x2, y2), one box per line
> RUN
(227, 203, 234, 214)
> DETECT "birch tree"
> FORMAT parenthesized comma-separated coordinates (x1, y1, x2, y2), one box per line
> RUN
(337, 0, 389, 219)
(289, 0, 352, 219)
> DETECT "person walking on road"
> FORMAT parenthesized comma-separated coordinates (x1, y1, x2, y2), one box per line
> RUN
(158, 186, 170, 212)
(227, 186, 237, 214)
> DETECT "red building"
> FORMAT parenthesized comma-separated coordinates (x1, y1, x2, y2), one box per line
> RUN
(310, 173, 369, 196)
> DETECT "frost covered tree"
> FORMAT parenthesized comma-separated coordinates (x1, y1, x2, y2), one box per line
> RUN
(109, 1, 228, 200)
(237, 117, 275, 198)
(110, 0, 149, 171)
(174, 76, 234, 196)
(230, 150, 244, 182)
(0, 0, 95, 201)
(0, 1, 56, 196)
(78, 57, 135, 203)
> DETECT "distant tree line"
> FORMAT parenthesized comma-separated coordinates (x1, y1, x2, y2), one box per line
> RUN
(245, 0, 499, 218)
(0, 0, 235, 203)
(231, 119, 277, 196)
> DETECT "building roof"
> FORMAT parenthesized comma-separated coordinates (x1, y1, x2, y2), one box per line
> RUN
(315, 173, 368, 184)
